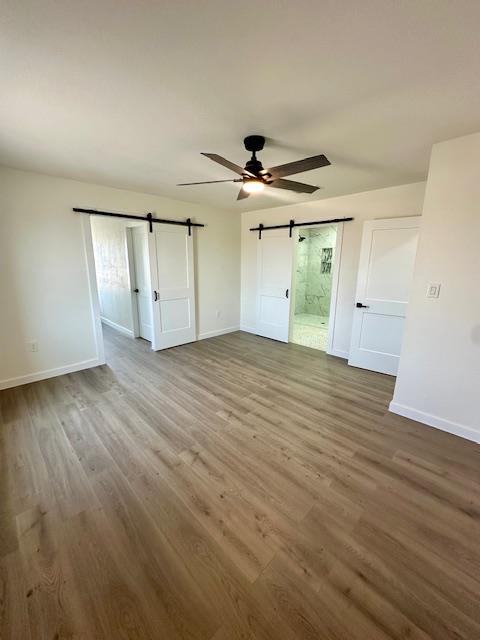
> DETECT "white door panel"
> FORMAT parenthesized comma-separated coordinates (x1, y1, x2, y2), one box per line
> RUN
(348, 217, 420, 376)
(149, 225, 196, 350)
(156, 231, 189, 288)
(256, 230, 293, 342)
(131, 226, 153, 341)
(365, 227, 419, 301)
(159, 298, 191, 331)
(358, 313, 405, 354)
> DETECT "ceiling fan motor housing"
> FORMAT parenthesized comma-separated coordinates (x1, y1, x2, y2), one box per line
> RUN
(245, 158, 266, 177)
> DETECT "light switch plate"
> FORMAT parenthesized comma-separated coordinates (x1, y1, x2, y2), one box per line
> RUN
(426, 283, 441, 299)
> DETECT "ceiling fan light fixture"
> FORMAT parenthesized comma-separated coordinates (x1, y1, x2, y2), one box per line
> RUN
(243, 178, 264, 194)
(179, 137, 329, 200)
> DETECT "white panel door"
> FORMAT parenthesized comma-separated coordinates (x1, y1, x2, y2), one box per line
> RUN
(131, 226, 153, 341)
(256, 229, 293, 342)
(348, 216, 420, 375)
(149, 224, 196, 350)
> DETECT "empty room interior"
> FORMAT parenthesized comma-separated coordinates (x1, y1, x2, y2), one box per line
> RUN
(1, 2, 480, 639)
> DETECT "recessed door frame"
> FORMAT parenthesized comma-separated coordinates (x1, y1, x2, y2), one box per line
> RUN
(125, 226, 141, 339)
(326, 222, 344, 356)
(288, 221, 344, 355)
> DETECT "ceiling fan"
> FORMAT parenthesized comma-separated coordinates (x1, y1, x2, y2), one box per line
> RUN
(177, 135, 331, 200)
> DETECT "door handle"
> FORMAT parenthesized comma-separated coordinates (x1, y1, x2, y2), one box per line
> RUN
(154, 291, 159, 301)
(133, 288, 139, 293)
(356, 302, 369, 308)
(286, 288, 289, 299)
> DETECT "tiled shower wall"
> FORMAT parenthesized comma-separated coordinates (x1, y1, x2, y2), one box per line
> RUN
(294, 225, 337, 316)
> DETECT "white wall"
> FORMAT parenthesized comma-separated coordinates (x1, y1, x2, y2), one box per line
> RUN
(241, 182, 426, 357)
(391, 133, 480, 443)
(0, 166, 240, 389)
(91, 217, 135, 336)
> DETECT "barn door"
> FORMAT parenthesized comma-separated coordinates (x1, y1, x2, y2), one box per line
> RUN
(256, 229, 293, 342)
(148, 225, 196, 350)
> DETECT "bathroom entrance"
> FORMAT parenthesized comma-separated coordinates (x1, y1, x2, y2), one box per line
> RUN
(290, 224, 338, 352)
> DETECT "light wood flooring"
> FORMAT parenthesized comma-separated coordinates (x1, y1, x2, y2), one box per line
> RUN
(1, 327, 479, 639)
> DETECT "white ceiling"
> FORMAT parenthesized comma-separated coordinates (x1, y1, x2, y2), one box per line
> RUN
(2, 0, 480, 212)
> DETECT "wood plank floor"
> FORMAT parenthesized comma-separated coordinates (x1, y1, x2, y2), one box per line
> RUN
(1, 327, 479, 639)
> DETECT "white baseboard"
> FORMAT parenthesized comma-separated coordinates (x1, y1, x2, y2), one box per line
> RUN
(0, 357, 106, 391)
(239, 325, 257, 334)
(101, 317, 134, 338)
(389, 401, 480, 444)
(326, 347, 349, 360)
(197, 326, 240, 340)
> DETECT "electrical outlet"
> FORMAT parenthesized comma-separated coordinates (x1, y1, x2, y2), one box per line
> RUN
(426, 283, 441, 299)
(27, 341, 39, 352)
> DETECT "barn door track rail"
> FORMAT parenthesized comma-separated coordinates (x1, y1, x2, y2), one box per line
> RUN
(73, 207, 205, 235)
(250, 217, 353, 239)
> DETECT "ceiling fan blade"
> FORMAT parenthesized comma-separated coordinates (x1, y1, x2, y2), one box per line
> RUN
(237, 187, 249, 200)
(201, 153, 254, 177)
(267, 154, 330, 179)
(268, 178, 320, 194)
(177, 179, 241, 186)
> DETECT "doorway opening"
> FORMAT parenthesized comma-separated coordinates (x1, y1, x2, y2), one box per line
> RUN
(86, 213, 197, 359)
(290, 224, 338, 351)
(90, 216, 152, 357)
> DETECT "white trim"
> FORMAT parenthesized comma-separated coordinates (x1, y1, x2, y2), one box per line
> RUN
(101, 317, 135, 338)
(125, 227, 140, 338)
(240, 324, 257, 334)
(389, 401, 480, 445)
(0, 358, 104, 391)
(81, 215, 106, 363)
(288, 227, 301, 340)
(326, 221, 344, 354)
(326, 347, 349, 360)
(197, 325, 240, 340)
